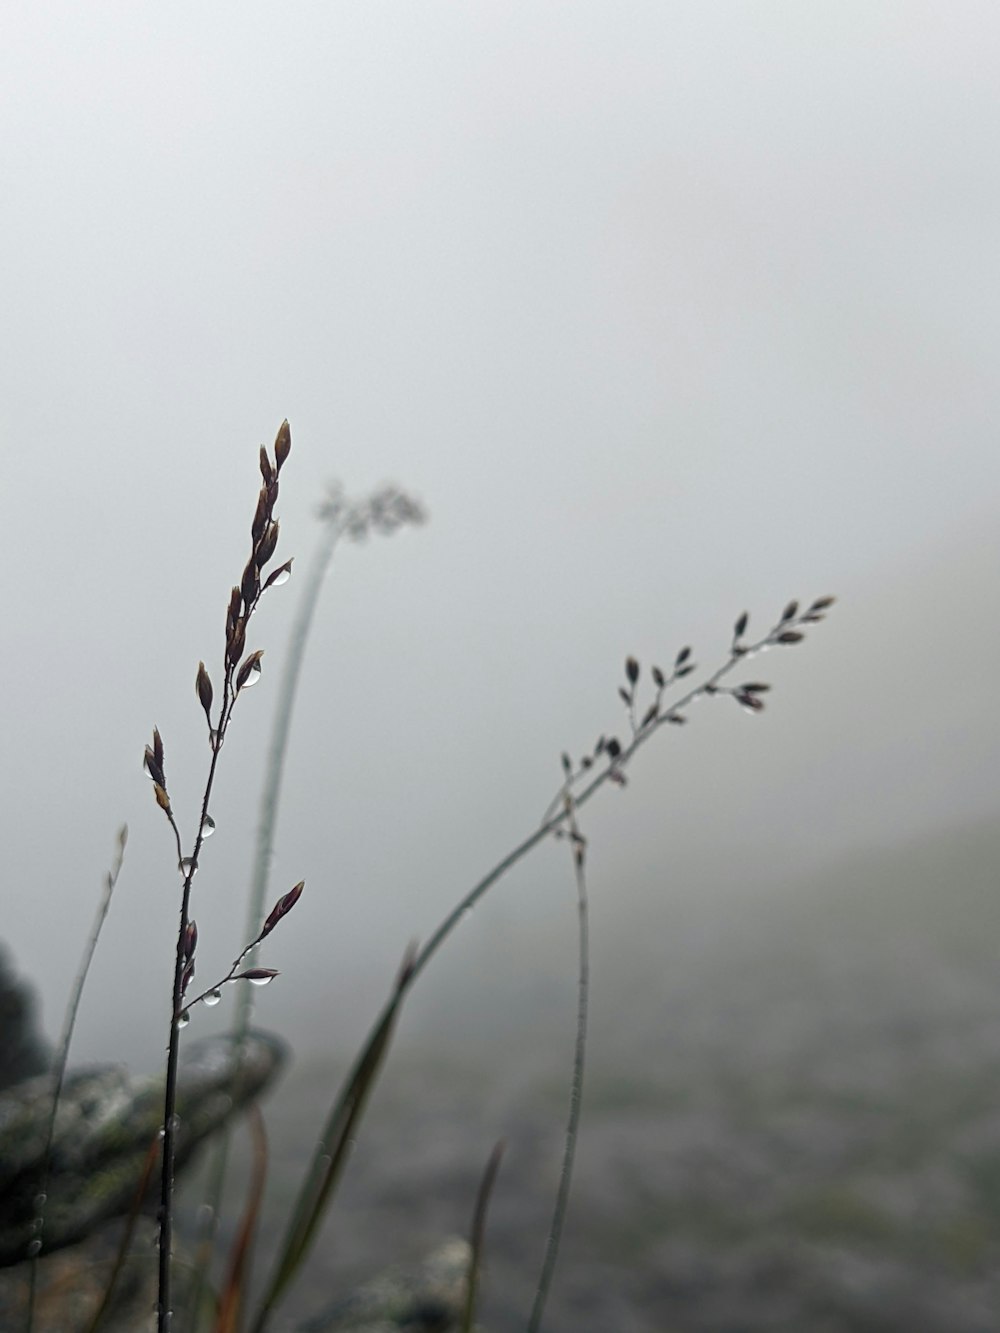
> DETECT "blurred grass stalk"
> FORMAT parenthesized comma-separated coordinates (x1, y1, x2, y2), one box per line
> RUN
(145, 430, 829, 1330)
(189, 483, 424, 1326)
(249, 599, 834, 1328)
(24, 825, 128, 1333)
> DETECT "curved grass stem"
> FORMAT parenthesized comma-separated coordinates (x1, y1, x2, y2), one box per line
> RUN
(251, 604, 833, 1328)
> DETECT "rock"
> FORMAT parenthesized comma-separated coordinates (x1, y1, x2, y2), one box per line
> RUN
(0, 1218, 182, 1333)
(0, 1231, 479, 1333)
(295, 1237, 476, 1332)
(0, 945, 51, 1092)
(0, 1029, 287, 1267)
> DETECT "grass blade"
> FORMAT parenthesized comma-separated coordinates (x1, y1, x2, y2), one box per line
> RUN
(26, 824, 127, 1332)
(248, 948, 414, 1332)
(461, 1140, 505, 1333)
(213, 1106, 268, 1333)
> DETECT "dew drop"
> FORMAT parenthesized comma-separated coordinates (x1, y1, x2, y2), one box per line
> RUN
(203, 989, 222, 1007)
(179, 858, 198, 878)
(177, 1012, 191, 1029)
(241, 663, 262, 690)
(200, 815, 216, 839)
(269, 567, 291, 588)
(26, 1238, 41, 1258)
(33, 1193, 47, 1211)
(247, 972, 274, 987)
(167, 1114, 181, 1132)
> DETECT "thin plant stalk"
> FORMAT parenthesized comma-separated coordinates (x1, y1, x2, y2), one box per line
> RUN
(237, 515, 341, 1040)
(251, 600, 833, 1327)
(461, 1140, 505, 1333)
(528, 796, 589, 1333)
(158, 731, 227, 1329)
(189, 520, 339, 1323)
(191, 488, 421, 1321)
(25, 824, 127, 1333)
(154, 422, 295, 1333)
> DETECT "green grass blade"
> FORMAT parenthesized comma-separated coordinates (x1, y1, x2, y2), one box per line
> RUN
(248, 950, 413, 1332)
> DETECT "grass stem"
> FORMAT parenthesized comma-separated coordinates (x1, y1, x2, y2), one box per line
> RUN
(25, 824, 127, 1332)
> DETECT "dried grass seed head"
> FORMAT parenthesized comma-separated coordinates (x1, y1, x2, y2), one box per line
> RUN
(273, 419, 291, 472)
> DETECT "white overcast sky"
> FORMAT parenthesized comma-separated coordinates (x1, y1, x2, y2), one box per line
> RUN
(2, 3, 999, 1067)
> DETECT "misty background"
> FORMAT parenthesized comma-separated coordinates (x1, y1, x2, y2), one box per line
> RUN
(3, 5, 1000, 1327)
(3, 0, 997, 1061)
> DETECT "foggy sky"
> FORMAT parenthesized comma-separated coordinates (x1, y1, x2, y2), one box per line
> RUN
(2, 3, 999, 1070)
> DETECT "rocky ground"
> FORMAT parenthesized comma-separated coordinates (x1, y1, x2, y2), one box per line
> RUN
(6, 816, 996, 1330)
(192, 816, 1000, 1332)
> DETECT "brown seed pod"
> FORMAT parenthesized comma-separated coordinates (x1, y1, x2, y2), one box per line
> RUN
(274, 420, 291, 471)
(241, 555, 259, 607)
(227, 617, 247, 665)
(144, 745, 165, 788)
(256, 519, 280, 568)
(261, 881, 305, 937)
(251, 487, 269, 544)
(263, 558, 293, 591)
(226, 585, 242, 639)
(183, 920, 198, 961)
(196, 661, 213, 717)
